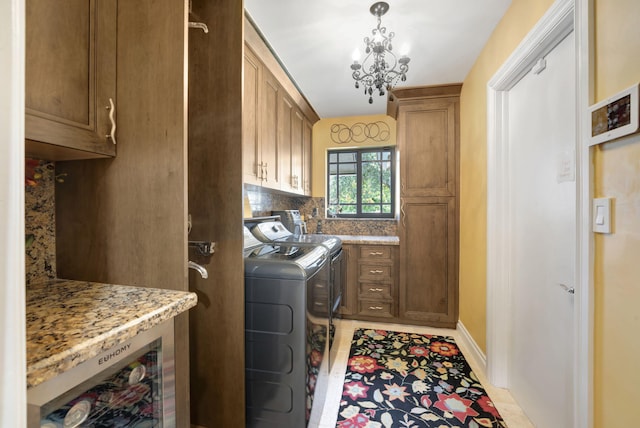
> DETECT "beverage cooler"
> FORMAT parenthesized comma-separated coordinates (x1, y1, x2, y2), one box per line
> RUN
(28, 321, 175, 428)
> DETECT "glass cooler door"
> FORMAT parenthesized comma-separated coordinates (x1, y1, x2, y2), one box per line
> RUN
(38, 339, 164, 428)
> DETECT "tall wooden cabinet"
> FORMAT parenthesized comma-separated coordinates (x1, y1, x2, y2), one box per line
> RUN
(390, 84, 461, 328)
(25, 0, 117, 160)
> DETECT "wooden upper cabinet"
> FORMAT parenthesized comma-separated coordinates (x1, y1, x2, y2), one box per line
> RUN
(25, 0, 117, 160)
(290, 108, 304, 194)
(302, 118, 313, 195)
(243, 16, 320, 195)
(398, 97, 458, 197)
(242, 47, 262, 186)
(260, 69, 280, 189)
(278, 93, 294, 193)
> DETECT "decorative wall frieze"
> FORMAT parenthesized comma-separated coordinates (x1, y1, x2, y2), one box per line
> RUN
(330, 121, 391, 144)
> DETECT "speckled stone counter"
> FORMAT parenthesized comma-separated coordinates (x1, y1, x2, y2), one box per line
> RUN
(26, 279, 197, 388)
(336, 235, 400, 245)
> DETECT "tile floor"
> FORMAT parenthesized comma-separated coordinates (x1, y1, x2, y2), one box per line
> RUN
(314, 319, 534, 428)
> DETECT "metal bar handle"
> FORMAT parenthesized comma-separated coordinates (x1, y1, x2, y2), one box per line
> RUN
(369, 251, 383, 256)
(368, 287, 384, 292)
(106, 98, 116, 145)
(368, 306, 383, 310)
(369, 269, 384, 274)
(401, 198, 406, 228)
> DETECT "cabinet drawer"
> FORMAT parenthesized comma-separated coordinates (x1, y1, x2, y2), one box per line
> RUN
(358, 300, 394, 318)
(359, 246, 392, 260)
(359, 283, 392, 300)
(359, 263, 392, 281)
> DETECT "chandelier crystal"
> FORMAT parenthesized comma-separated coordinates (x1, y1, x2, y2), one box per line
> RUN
(350, 2, 410, 104)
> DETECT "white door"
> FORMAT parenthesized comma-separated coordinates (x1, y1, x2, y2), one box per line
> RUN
(506, 31, 576, 427)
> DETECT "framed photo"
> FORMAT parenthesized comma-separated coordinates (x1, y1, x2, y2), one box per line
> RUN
(590, 83, 639, 146)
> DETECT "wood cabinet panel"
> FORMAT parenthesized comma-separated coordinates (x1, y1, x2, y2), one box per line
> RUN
(189, 1, 245, 425)
(242, 48, 261, 186)
(303, 119, 313, 195)
(278, 93, 294, 193)
(398, 97, 458, 197)
(261, 69, 280, 188)
(25, 0, 117, 160)
(399, 197, 458, 327)
(339, 244, 358, 317)
(290, 109, 304, 194)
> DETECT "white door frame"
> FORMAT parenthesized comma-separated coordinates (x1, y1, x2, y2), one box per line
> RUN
(486, 0, 593, 427)
(0, 0, 26, 426)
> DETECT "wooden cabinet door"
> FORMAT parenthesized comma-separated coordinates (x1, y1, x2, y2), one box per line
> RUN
(26, 0, 117, 160)
(339, 244, 358, 316)
(278, 93, 294, 193)
(242, 48, 261, 186)
(399, 197, 458, 327)
(397, 97, 458, 197)
(260, 69, 280, 189)
(290, 108, 304, 194)
(302, 118, 313, 195)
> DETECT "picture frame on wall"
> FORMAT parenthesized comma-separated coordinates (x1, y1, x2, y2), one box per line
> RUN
(589, 83, 639, 146)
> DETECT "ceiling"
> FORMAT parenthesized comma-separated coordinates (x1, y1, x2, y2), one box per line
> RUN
(244, 0, 512, 119)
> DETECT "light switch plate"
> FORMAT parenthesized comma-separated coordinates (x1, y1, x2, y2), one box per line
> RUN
(593, 198, 612, 233)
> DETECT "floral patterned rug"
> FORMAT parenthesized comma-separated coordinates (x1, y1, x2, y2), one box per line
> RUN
(336, 329, 507, 428)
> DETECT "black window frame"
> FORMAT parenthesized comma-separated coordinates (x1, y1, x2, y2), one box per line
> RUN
(326, 147, 396, 219)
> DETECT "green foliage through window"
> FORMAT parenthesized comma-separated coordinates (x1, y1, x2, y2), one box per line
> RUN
(327, 147, 395, 218)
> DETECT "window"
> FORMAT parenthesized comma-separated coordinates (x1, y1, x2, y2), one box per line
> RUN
(327, 147, 395, 218)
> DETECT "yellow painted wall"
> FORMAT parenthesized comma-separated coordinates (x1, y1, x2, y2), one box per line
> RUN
(458, 0, 555, 352)
(311, 114, 396, 197)
(460, 0, 640, 423)
(593, 0, 640, 425)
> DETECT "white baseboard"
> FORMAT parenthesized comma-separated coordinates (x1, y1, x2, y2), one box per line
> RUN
(456, 320, 487, 374)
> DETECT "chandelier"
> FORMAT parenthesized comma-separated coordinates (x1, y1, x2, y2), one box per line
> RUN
(350, 1, 410, 104)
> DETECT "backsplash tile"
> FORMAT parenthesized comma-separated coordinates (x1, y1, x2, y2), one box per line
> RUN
(244, 184, 397, 236)
(25, 160, 56, 285)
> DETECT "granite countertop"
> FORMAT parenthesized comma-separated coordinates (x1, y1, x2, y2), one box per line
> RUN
(26, 279, 197, 388)
(337, 235, 400, 245)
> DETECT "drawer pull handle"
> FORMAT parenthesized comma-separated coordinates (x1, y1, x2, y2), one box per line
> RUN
(369, 270, 384, 274)
(368, 306, 383, 310)
(369, 251, 383, 256)
(106, 98, 117, 145)
(368, 287, 384, 292)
